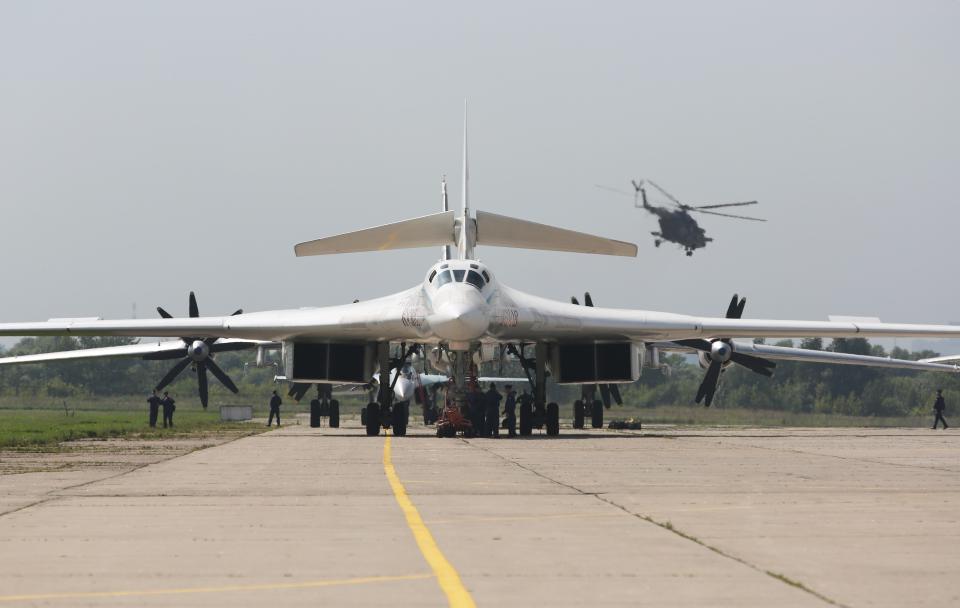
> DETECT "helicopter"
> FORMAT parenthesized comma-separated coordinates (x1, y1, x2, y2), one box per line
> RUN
(597, 179, 765, 256)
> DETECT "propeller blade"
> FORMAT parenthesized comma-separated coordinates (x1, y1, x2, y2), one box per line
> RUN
(209, 341, 256, 353)
(231, 309, 243, 316)
(584, 292, 594, 307)
(730, 352, 776, 377)
(571, 296, 580, 305)
(155, 357, 191, 392)
(293, 383, 312, 402)
(197, 362, 209, 408)
(695, 361, 723, 407)
(674, 338, 712, 352)
(693, 200, 759, 210)
(206, 358, 240, 393)
(288, 383, 304, 398)
(157, 307, 173, 319)
(609, 384, 623, 405)
(189, 292, 199, 318)
(631, 179, 644, 192)
(736, 297, 747, 319)
(725, 294, 740, 319)
(599, 383, 612, 408)
(142, 349, 188, 361)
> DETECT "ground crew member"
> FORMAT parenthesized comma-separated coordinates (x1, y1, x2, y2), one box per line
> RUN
(933, 389, 949, 429)
(503, 384, 517, 437)
(161, 391, 175, 428)
(268, 390, 282, 427)
(147, 389, 161, 428)
(485, 383, 502, 438)
(467, 386, 484, 437)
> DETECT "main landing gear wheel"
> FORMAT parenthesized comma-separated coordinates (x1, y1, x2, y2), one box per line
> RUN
(519, 401, 533, 436)
(573, 400, 585, 429)
(685, 250, 693, 256)
(546, 402, 560, 436)
(591, 400, 604, 429)
(654, 240, 662, 248)
(365, 402, 380, 436)
(393, 402, 409, 436)
(329, 400, 340, 428)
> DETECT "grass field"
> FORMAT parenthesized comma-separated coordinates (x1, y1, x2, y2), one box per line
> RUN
(0, 409, 265, 449)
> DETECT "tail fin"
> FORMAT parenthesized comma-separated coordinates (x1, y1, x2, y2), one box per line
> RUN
(294, 210, 636, 258)
(458, 101, 474, 259)
(475, 211, 637, 257)
(441, 176, 451, 261)
(294, 212, 455, 256)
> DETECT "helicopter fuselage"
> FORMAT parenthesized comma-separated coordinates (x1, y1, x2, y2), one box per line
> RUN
(644, 205, 711, 253)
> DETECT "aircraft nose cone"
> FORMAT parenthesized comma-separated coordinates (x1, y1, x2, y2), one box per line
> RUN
(430, 290, 489, 341)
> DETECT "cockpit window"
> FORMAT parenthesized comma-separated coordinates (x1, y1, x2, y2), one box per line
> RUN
(436, 270, 453, 287)
(428, 270, 437, 283)
(481, 270, 490, 282)
(465, 270, 485, 290)
(452, 269, 466, 282)
(469, 263, 479, 269)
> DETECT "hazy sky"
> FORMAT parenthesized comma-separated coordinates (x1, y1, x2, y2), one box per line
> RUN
(1, 1, 958, 345)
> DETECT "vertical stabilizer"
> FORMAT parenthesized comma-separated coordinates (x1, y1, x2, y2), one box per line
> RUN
(441, 176, 451, 261)
(458, 101, 475, 259)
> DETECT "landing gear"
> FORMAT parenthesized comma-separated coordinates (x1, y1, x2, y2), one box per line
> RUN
(573, 400, 585, 429)
(654, 240, 662, 248)
(519, 400, 533, 436)
(685, 250, 693, 257)
(365, 402, 380, 436)
(392, 402, 409, 436)
(591, 400, 604, 428)
(310, 385, 339, 428)
(546, 402, 559, 436)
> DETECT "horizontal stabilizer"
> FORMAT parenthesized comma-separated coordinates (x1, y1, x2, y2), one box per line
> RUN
(475, 211, 637, 257)
(295, 211, 456, 257)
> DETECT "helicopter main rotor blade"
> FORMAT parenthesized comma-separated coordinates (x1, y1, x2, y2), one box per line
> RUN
(693, 201, 759, 210)
(692, 209, 767, 221)
(645, 180, 684, 208)
(594, 184, 635, 197)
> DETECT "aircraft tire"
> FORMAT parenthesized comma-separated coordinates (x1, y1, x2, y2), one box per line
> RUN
(591, 400, 604, 429)
(546, 402, 560, 436)
(573, 400, 585, 429)
(519, 402, 533, 436)
(365, 403, 380, 436)
(329, 400, 340, 428)
(393, 402, 409, 436)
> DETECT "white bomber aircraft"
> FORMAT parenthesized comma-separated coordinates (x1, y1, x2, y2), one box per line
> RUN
(1, 114, 959, 436)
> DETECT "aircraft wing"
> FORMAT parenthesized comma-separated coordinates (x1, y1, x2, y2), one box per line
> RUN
(919, 354, 960, 365)
(0, 338, 270, 366)
(0, 288, 428, 342)
(655, 341, 960, 373)
(498, 287, 960, 343)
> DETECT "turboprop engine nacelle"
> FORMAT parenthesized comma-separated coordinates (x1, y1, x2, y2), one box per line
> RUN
(698, 340, 734, 370)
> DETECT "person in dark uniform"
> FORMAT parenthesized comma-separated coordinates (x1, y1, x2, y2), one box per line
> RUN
(484, 383, 502, 438)
(161, 391, 175, 428)
(933, 389, 949, 429)
(268, 390, 282, 427)
(502, 384, 516, 437)
(468, 386, 484, 437)
(147, 389, 161, 428)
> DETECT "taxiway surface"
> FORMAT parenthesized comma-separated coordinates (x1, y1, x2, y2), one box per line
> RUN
(1, 422, 958, 607)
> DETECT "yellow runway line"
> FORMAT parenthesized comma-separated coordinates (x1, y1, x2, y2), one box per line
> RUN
(0, 573, 432, 603)
(383, 433, 477, 608)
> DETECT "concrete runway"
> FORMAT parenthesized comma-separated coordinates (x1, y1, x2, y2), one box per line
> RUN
(1, 422, 958, 607)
